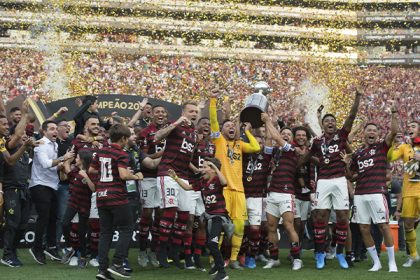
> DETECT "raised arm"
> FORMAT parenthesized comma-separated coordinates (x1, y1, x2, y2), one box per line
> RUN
(209, 90, 220, 133)
(241, 123, 260, 154)
(7, 100, 30, 149)
(222, 96, 232, 121)
(47, 107, 68, 121)
(385, 101, 399, 147)
(128, 98, 148, 128)
(348, 121, 364, 144)
(342, 90, 362, 133)
(317, 105, 324, 131)
(261, 113, 287, 148)
(154, 116, 187, 142)
(0, 88, 6, 116)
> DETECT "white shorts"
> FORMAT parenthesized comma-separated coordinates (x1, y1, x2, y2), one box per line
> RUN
(158, 176, 192, 212)
(266, 192, 295, 219)
(314, 176, 349, 210)
(246, 197, 267, 226)
(294, 199, 311, 221)
(140, 177, 160, 208)
(191, 191, 205, 216)
(351, 194, 389, 224)
(89, 192, 99, 219)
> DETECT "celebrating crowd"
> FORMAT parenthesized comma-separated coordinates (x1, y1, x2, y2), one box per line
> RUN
(0, 49, 418, 128)
(0, 79, 419, 280)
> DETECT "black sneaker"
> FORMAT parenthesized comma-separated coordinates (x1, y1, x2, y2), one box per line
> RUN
(213, 271, 229, 280)
(96, 270, 115, 280)
(157, 248, 170, 268)
(14, 256, 23, 267)
(44, 247, 61, 261)
(185, 254, 195, 269)
(123, 259, 133, 272)
(208, 265, 218, 276)
(194, 254, 206, 272)
(108, 264, 131, 278)
(345, 255, 354, 268)
(1, 256, 21, 268)
(29, 248, 46, 265)
(78, 257, 88, 268)
(168, 244, 184, 269)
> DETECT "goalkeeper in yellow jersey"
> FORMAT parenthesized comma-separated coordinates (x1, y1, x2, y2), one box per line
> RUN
(388, 120, 420, 268)
(209, 90, 260, 269)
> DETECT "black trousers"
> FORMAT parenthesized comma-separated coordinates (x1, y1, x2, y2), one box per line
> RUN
(206, 216, 225, 272)
(3, 187, 31, 258)
(62, 206, 89, 257)
(30, 185, 58, 252)
(98, 204, 133, 271)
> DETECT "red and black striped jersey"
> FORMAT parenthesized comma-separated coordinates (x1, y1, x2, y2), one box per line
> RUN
(90, 143, 129, 208)
(157, 124, 197, 179)
(269, 146, 298, 194)
(243, 150, 272, 198)
(310, 128, 350, 180)
(71, 137, 108, 158)
(351, 141, 389, 195)
(191, 138, 216, 170)
(67, 168, 92, 215)
(138, 123, 167, 178)
(193, 176, 228, 215)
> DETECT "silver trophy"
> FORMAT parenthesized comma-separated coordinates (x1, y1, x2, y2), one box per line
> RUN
(240, 81, 272, 128)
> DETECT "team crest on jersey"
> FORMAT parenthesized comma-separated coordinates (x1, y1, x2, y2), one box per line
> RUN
(369, 149, 376, 155)
(209, 146, 215, 154)
(208, 184, 215, 190)
(333, 134, 339, 141)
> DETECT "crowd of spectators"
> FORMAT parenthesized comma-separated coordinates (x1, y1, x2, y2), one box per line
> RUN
(0, 49, 418, 136)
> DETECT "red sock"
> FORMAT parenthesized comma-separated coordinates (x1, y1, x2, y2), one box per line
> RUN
(290, 242, 301, 259)
(89, 218, 100, 257)
(268, 242, 279, 260)
(151, 214, 160, 252)
(158, 208, 177, 243)
(314, 222, 327, 253)
(70, 223, 79, 249)
(172, 211, 189, 245)
(139, 214, 152, 251)
(248, 227, 261, 257)
(194, 231, 206, 256)
(335, 222, 348, 254)
(183, 228, 193, 255)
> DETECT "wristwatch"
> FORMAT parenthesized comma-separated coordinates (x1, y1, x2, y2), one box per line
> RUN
(57, 156, 65, 162)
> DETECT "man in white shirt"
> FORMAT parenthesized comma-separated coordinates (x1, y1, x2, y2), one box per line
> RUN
(29, 120, 73, 265)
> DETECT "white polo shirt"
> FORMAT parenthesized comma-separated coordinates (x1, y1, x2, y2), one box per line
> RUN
(29, 136, 59, 190)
